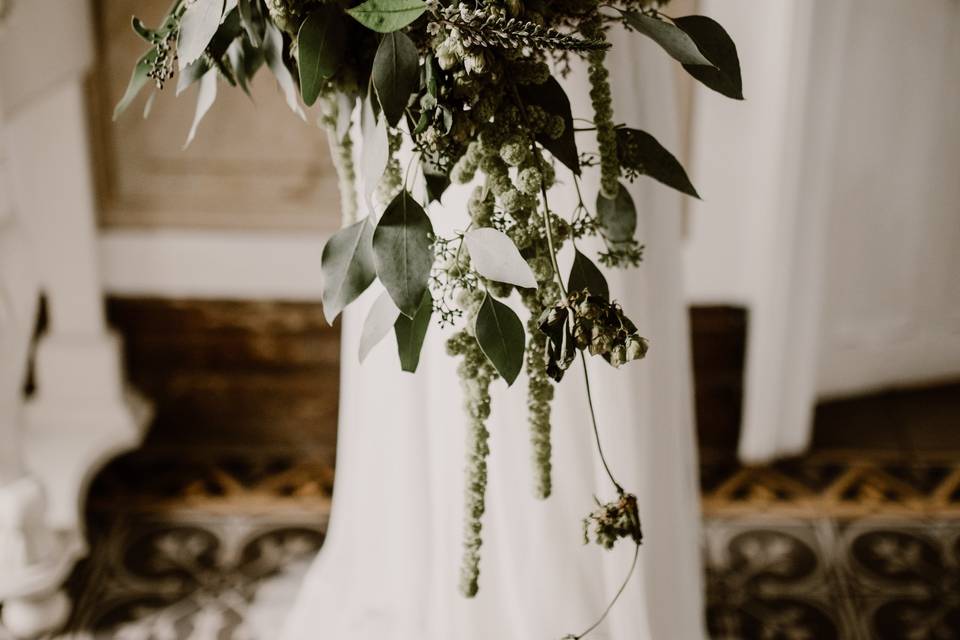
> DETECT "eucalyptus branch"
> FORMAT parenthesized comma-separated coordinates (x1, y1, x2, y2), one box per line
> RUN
(429, 4, 610, 53)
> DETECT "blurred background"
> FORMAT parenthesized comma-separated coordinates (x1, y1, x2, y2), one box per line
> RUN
(1, 0, 958, 638)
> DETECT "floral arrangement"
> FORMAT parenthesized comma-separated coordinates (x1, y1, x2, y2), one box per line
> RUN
(116, 0, 741, 635)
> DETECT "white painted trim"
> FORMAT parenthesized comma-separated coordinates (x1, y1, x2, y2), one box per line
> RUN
(99, 229, 331, 301)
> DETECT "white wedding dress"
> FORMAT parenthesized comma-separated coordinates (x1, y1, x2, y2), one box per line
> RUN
(282, 29, 707, 640)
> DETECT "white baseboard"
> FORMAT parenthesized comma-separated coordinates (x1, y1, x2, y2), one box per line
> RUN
(99, 229, 330, 301)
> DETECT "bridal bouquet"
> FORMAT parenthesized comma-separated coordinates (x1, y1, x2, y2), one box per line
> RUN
(117, 0, 741, 634)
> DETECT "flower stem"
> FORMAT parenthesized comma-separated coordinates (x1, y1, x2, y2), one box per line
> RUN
(580, 351, 623, 495)
(566, 543, 640, 640)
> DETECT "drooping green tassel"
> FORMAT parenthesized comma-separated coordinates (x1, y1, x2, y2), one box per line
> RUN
(583, 12, 619, 200)
(448, 328, 496, 597)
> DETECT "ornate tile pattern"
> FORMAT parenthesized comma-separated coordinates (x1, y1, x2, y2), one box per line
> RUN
(6, 449, 957, 639)
(67, 515, 324, 640)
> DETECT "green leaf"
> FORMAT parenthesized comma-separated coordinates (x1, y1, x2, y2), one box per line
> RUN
(674, 15, 743, 100)
(372, 190, 435, 317)
(347, 0, 427, 33)
(184, 69, 218, 147)
(372, 31, 420, 127)
(226, 39, 252, 96)
(238, 0, 264, 44)
(622, 11, 712, 67)
(568, 249, 609, 300)
(465, 228, 537, 288)
(321, 217, 377, 323)
(263, 23, 306, 119)
(297, 7, 347, 106)
(474, 293, 525, 386)
(178, 0, 225, 69)
(425, 54, 439, 97)
(616, 127, 699, 198)
(361, 97, 389, 210)
(113, 50, 157, 120)
(517, 76, 579, 175)
(177, 57, 211, 95)
(242, 35, 266, 80)
(394, 291, 432, 372)
(421, 157, 450, 203)
(596, 182, 637, 243)
(206, 7, 243, 57)
(131, 16, 157, 42)
(359, 290, 401, 363)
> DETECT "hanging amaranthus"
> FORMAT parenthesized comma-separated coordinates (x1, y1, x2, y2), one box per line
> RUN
(582, 12, 619, 200)
(447, 326, 497, 597)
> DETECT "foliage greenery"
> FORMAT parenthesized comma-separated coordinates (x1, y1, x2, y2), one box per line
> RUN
(116, 0, 742, 634)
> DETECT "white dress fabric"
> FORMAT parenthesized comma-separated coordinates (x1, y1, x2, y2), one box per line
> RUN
(283, 29, 706, 640)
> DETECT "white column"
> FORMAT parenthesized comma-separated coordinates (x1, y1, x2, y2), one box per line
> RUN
(0, 95, 74, 640)
(0, 0, 151, 635)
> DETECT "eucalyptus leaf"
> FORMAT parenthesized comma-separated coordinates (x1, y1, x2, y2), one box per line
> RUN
(596, 182, 637, 243)
(113, 50, 157, 120)
(465, 228, 538, 289)
(422, 156, 450, 203)
(372, 31, 420, 127)
(238, 0, 264, 44)
(177, 57, 211, 96)
(241, 36, 266, 81)
(178, 0, 225, 69)
(206, 8, 243, 58)
(372, 190, 435, 317)
(623, 12, 711, 66)
(425, 54, 438, 97)
(143, 91, 157, 119)
(226, 39, 252, 96)
(321, 217, 377, 323)
(184, 70, 218, 147)
(263, 23, 306, 120)
(394, 291, 432, 372)
(360, 290, 401, 363)
(616, 127, 699, 198)
(298, 7, 347, 106)
(347, 0, 427, 33)
(674, 15, 743, 100)
(361, 98, 389, 211)
(474, 293, 525, 386)
(132, 16, 156, 42)
(517, 76, 579, 175)
(568, 249, 609, 300)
